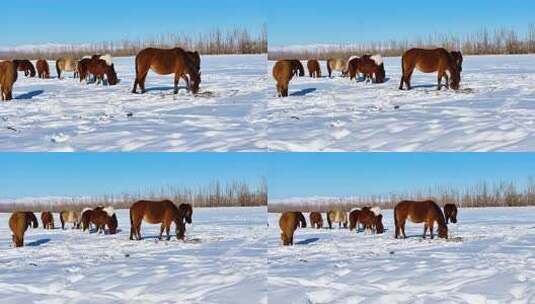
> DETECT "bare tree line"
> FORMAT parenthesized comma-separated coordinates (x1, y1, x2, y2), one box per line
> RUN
(0, 25, 268, 60)
(0, 178, 267, 213)
(269, 25, 535, 60)
(268, 178, 535, 213)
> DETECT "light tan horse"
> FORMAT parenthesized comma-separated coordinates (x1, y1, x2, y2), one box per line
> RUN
(326, 58, 347, 77)
(9, 212, 38, 247)
(56, 57, 79, 79)
(60, 210, 81, 229)
(327, 209, 347, 229)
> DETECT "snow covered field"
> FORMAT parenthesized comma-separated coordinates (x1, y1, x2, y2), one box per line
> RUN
(267, 55, 535, 151)
(0, 207, 267, 303)
(268, 207, 535, 303)
(0, 54, 268, 151)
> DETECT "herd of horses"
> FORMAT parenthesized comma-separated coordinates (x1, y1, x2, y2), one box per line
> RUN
(0, 47, 202, 101)
(279, 200, 458, 245)
(6, 200, 193, 248)
(272, 48, 464, 97)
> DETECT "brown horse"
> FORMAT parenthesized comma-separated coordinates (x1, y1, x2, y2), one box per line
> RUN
(399, 48, 460, 91)
(13, 60, 36, 77)
(347, 57, 361, 81)
(78, 57, 118, 85)
(82, 206, 118, 234)
(0, 61, 18, 101)
(394, 200, 448, 239)
(450, 51, 463, 72)
(326, 58, 347, 77)
(358, 54, 385, 83)
(349, 209, 361, 231)
(309, 212, 323, 229)
(60, 210, 81, 229)
(272, 60, 304, 97)
(56, 57, 78, 79)
(41, 212, 54, 229)
(129, 200, 193, 241)
(444, 203, 458, 224)
(327, 209, 347, 229)
(36, 59, 50, 78)
(279, 212, 300, 245)
(9, 212, 38, 247)
(307, 59, 321, 78)
(132, 47, 201, 95)
(358, 208, 384, 233)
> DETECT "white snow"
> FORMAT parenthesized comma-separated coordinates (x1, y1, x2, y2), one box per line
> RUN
(0, 207, 267, 303)
(267, 54, 535, 151)
(0, 54, 267, 151)
(268, 207, 535, 303)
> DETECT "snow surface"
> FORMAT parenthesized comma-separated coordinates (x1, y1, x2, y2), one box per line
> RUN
(268, 207, 535, 303)
(0, 54, 268, 151)
(0, 207, 267, 303)
(267, 55, 535, 151)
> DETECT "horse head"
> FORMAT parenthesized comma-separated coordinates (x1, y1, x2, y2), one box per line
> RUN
(175, 203, 193, 239)
(106, 64, 119, 85)
(189, 71, 201, 94)
(438, 224, 448, 239)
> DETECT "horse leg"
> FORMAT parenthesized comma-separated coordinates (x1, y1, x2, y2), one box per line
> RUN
(423, 223, 428, 239)
(437, 72, 443, 90)
(174, 74, 180, 94)
(166, 225, 171, 241)
(401, 219, 407, 238)
(429, 221, 435, 239)
(159, 224, 164, 240)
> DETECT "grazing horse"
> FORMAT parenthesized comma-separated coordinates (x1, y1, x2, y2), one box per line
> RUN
(444, 203, 458, 224)
(279, 212, 301, 245)
(36, 59, 50, 78)
(399, 48, 460, 90)
(295, 211, 307, 228)
(358, 207, 384, 233)
(60, 210, 81, 229)
(450, 51, 463, 72)
(358, 54, 385, 83)
(349, 208, 361, 231)
(82, 206, 118, 234)
(0, 61, 18, 101)
(78, 57, 118, 85)
(129, 200, 193, 241)
(132, 47, 201, 95)
(327, 209, 347, 229)
(9, 212, 38, 247)
(347, 57, 361, 81)
(309, 212, 323, 229)
(272, 60, 304, 97)
(56, 57, 79, 79)
(41, 212, 54, 229)
(307, 59, 321, 78)
(394, 200, 448, 239)
(326, 58, 347, 77)
(13, 60, 36, 77)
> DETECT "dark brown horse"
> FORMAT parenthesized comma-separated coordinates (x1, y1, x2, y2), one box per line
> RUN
(272, 60, 304, 97)
(349, 209, 362, 231)
(13, 59, 36, 77)
(82, 207, 118, 234)
(307, 59, 321, 78)
(9, 212, 38, 247)
(41, 212, 54, 229)
(359, 55, 385, 83)
(347, 57, 361, 81)
(295, 211, 307, 228)
(78, 57, 118, 85)
(279, 212, 299, 245)
(399, 48, 460, 91)
(309, 212, 323, 229)
(129, 200, 192, 241)
(0, 60, 18, 101)
(450, 51, 463, 72)
(394, 200, 448, 239)
(444, 203, 458, 224)
(36, 59, 50, 79)
(132, 47, 201, 95)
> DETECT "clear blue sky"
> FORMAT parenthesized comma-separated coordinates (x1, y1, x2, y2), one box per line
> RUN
(0, 0, 266, 46)
(267, 0, 535, 45)
(267, 153, 535, 199)
(0, 153, 266, 199)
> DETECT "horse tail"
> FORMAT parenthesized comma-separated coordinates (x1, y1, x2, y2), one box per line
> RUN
(56, 60, 61, 79)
